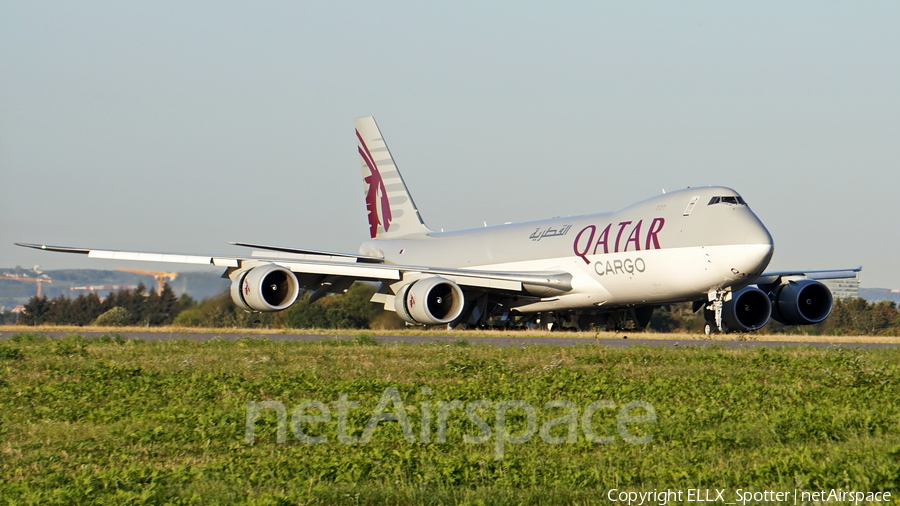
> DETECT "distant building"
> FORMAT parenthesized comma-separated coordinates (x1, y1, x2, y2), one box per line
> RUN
(821, 274, 860, 300)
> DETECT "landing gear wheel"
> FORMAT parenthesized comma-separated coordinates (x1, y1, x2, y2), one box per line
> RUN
(704, 321, 716, 335)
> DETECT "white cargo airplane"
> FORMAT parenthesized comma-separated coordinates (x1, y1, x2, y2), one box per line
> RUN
(18, 116, 860, 333)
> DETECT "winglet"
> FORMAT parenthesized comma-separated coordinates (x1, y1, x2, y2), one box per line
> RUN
(15, 243, 91, 255)
(355, 116, 432, 239)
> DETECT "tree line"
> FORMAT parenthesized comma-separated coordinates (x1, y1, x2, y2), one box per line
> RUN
(11, 282, 403, 330)
(15, 283, 188, 327)
(7, 282, 900, 335)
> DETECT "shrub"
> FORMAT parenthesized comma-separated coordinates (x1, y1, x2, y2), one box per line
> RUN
(93, 307, 132, 327)
(0, 344, 23, 360)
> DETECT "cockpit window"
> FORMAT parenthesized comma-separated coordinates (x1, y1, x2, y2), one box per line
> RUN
(708, 196, 746, 206)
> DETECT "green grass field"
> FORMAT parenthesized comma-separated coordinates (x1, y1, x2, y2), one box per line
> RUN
(1, 332, 899, 505)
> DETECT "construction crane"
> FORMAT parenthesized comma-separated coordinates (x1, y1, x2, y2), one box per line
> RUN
(114, 268, 179, 294)
(2, 274, 52, 297)
(70, 285, 137, 293)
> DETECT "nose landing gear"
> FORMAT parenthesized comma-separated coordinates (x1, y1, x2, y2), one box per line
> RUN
(701, 289, 727, 335)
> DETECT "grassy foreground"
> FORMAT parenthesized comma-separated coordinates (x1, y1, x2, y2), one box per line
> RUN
(1, 333, 899, 505)
(3, 324, 900, 344)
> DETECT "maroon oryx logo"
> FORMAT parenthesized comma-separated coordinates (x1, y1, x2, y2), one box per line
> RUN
(357, 130, 392, 238)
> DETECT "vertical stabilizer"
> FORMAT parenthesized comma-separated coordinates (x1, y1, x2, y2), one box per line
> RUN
(355, 116, 432, 239)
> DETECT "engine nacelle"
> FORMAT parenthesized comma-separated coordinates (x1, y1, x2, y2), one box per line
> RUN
(720, 286, 772, 332)
(230, 264, 300, 312)
(769, 279, 833, 325)
(394, 277, 465, 325)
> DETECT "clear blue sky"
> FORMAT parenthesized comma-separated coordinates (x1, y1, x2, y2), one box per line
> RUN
(2, 2, 898, 287)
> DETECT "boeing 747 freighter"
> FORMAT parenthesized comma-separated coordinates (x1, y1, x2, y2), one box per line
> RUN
(18, 116, 860, 333)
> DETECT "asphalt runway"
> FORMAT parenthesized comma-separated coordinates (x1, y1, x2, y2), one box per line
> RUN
(4, 330, 898, 349)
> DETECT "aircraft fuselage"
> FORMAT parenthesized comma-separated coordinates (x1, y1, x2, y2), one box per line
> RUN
(360, 186, 774, 311)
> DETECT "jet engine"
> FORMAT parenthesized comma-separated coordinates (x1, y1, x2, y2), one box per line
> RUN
(230, 264, 300, 312)
(394, 277, 465, 325)
(717, 286, 772, 332)
(768, 279, 833, 325)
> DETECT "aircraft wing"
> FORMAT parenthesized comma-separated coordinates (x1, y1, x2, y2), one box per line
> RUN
(755, 266, 862, 286)
(14, 243, 572, 293)
(227, 242, 385, 262)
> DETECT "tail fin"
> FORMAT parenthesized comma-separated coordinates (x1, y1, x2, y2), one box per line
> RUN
(355, 116, 432, 239)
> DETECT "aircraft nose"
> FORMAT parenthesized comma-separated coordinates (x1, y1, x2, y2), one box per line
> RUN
(746, 218, 774, 247)
(744, 216, 774, 271)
